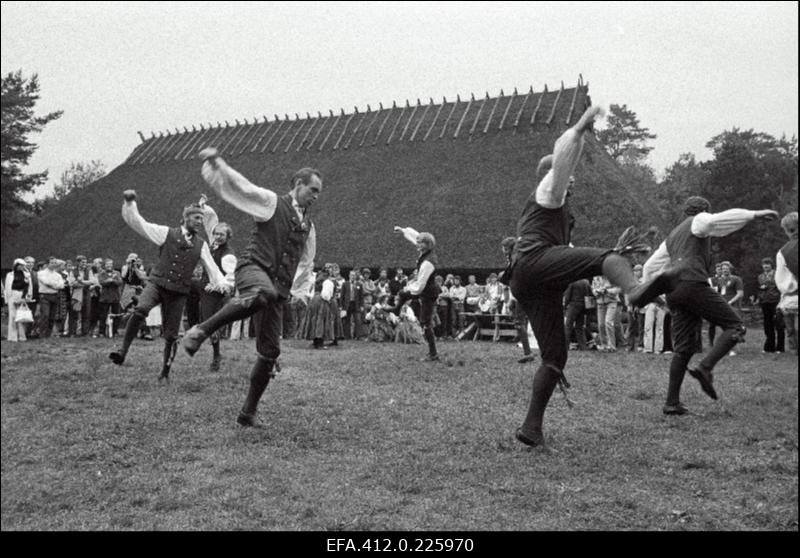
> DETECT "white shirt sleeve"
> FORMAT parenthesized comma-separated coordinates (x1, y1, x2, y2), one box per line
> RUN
(534, 126, 585, 209)
(201, 203, 219, 240)
(290, 223, 316, 301)
(642, 241, 671, 282)
(199, 242, 225, 288)
(121, 200, 169, 246)
(398, 226, 420, 245)
(321, 279, 334, 301)
(775, 251, 798, 295)
(407, 260, 435, 295)
(691, 209, 756, 238)
(201, 157, 278, 222)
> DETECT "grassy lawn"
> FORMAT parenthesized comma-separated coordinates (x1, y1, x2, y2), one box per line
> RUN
(1, 329, 797, 531)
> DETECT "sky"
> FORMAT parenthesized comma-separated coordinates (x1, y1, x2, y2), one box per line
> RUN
(1, 1, 798, 198)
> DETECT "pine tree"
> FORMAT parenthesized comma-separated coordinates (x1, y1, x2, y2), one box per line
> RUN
(1, 70, 63, 233)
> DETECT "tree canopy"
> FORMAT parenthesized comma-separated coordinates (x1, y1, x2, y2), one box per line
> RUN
(1, 70, 62, 234)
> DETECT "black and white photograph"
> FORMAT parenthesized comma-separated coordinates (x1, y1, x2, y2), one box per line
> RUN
(1, 1, 797, 537)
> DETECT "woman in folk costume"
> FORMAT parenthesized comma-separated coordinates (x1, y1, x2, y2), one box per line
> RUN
(4, 258, 31, 342)
(325, 263, 344, 345)
(299, 267, 336, 349)
(366, 294, 397, 342)
(394, 300, 424, 345)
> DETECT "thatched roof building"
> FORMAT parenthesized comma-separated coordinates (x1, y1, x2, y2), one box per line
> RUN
(2, 78, 664, 274)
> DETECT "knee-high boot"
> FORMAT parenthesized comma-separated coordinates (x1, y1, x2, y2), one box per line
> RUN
(109, 312, 146, 365)
(237, 355, 276, 426)
(517, 364, 561, 446)
(159, 339, 178, 381)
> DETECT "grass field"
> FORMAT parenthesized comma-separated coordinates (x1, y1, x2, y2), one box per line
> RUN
(1, 329, 797, 532)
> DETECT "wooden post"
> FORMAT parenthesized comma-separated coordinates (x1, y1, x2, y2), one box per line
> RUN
(410, 98, 433, 142)
(374, 101, 395, 146)
(439, 95, 459, 139)
(306, 111, 329, 150)
(453, 93, 474, 139)
(423, 97, 445, 142)
(284, 113, 309, 152)
(498, 87, 517, 130)
(386, 100, 406, 145)
(546, 81, 564, 126)
(529, 85, 546, 129)
(345, 105, 369, 150)
(272, 114, 296, 153)
(483, 90, 502, 134)
(468, 92, 488, 140)
(398, 98, 419, 142)
(297, 113, 320, 151)
(512, 86, 533, 134)
(360, 103, 382, 147)
(333, 108, 356, 150)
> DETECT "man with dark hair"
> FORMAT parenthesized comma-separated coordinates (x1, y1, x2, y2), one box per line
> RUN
(388, 226, 440, 362)
(182, 148, 319, 427)
(505, 105, 678, 448)
(196, 195, 237, 371)
(642, 196, 777, 415)
(108, 191, 225, 381)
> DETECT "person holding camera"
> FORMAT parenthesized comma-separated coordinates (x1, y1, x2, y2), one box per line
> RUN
(109, 190, 225, 381)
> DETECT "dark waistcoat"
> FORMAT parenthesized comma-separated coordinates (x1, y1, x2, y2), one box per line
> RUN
(665, 216, 711, 283)
(149, 227, 205, 294)
(239, 194, 311, 298)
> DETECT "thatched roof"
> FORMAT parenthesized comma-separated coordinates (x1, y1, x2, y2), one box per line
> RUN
(2, 79, 665, 272)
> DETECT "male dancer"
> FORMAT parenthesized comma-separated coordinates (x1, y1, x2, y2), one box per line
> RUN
(182, 148, 319, 427)
(643, 197, 778, 414)
(507, 104, 679, 448)
(197, 195, 237, 371)
(388, 226, 441, 362)
(109, 191, 225, 381)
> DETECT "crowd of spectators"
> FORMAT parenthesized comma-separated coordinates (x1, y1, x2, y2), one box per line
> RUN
(3, 254, 798, 358)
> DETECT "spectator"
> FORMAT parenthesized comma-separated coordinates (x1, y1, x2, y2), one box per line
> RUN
(591, 275, 621, 352)
(434, 275, 451, 338)
(464, 274, 482, 313)
(69, 255, 98, 337)
(366, 294, 397, 342)
(389, 267, 408, 303)
(4, 258, 31, 342)
(22, 256, 40, 338)
(755, 257, 785, 353)
(642, 297, 668, 354)
(96, 258, 123, 337)
(299, 268, 336, 349)
(624, 264, 646, 352)
(563, 278, 591, 351)
(710, 261, 744, 355)
(776, 211, 798, 355)
(36, 257, 66, 338)
(341, 269, 360, 339)
(394, 300, 424, 344)
(449, 275, 467, 335)
(56, 259, 73, 336)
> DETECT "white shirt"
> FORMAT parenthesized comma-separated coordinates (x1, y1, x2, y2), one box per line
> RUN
(642, 209, 758, 282)
(534, 126, 586, 209)
(201, 157, 316, 301)
(397, 226, 435, 295)
(775, 249, 798, 311)
(121, 200, 225, 288)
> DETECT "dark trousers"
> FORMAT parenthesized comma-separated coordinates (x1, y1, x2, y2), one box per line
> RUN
(761, 302, 785, 352)
(133, 282, 187, 341)
(564, 303, 587, 350)
(97, 301, 121, 337)
(667, 282, 744, 366)
(37, 293, 61, 337)
(200, 291, 228, 343)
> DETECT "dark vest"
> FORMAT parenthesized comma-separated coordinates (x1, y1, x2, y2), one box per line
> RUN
(202, 242, 234, 285)
(665, 216, 711, 283)
(239, 194, 311, 297)
(515, 197, 573, 258)
(781, 239, 798, 278)
(149, 227, 205, 294)
(416, 250, 439, 300)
